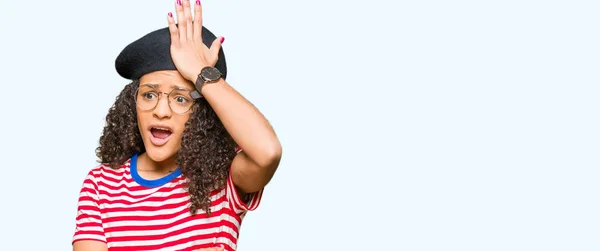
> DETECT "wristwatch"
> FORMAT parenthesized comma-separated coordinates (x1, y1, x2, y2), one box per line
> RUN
(192, 66, 222, 99)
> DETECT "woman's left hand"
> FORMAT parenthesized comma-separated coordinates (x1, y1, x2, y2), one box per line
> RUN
(167, 0, 224, 82)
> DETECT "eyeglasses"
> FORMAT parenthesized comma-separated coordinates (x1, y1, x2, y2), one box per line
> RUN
(135, 85, 196, 114)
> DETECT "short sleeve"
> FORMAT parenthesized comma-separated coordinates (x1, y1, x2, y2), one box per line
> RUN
(226, 147, 264, 214)
(72, 170, 106, 244)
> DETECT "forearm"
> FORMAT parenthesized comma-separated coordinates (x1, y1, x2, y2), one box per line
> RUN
(201, 79, 281, 168)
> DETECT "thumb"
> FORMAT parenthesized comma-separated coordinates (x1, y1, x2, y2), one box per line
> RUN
(210, 36, 224, 58)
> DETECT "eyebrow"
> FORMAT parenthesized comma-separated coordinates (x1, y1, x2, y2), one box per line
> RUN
(172, 85, 192, 91)
(140, 83, 192, 92)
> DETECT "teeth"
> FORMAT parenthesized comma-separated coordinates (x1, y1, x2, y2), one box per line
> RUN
(152, 127, 171, 132)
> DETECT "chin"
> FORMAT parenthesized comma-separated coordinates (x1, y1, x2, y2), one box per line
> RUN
(145, 147, 178, 163)
(139, 125, 183, 164)
(141, 134, 181, 164)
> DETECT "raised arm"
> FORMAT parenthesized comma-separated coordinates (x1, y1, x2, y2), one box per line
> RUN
(203, 79, 282, 193)
(167, 0, 282, 194)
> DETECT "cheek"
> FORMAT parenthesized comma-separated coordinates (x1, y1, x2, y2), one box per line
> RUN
(136, 111, 150, 134)
(174, 115, 191, 136)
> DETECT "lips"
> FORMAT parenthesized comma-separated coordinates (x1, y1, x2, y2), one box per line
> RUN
(148, 124, 173, 146)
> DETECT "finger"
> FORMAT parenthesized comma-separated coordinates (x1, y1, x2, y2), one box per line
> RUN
(175, 0, 186, 43)
(183, 0, 193, 41)
(209, 36, 224, 60)
(193, 0, 203, 40)
(167, 12, 180, 47)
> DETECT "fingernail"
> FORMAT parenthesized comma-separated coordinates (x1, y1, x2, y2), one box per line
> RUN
(177, 0, 182, 5)
(220, 37, 225, 44)
(196, 0, 201, 5)
(168, 12, 173, 17)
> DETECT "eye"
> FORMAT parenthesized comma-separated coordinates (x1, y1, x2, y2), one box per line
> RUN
(142, 92, 158, 100)
(174, 95, 190, 104)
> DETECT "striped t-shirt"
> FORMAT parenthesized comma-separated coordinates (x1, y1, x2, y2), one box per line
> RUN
(72, 153, 263, 251)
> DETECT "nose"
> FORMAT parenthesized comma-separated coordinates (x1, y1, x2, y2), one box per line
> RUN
(152, 93, 172, 119)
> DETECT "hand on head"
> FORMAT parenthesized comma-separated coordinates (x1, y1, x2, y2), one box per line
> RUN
(167, 0, 224, 82)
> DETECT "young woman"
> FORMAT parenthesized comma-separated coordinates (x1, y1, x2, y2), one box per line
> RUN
(72, 1, 282, 250)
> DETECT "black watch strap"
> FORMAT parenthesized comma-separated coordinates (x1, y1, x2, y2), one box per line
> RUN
(192, 74, 206, 99)
(192, 67, 222, 99)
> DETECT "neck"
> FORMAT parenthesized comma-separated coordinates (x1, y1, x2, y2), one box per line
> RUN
(137, 152, 178, 174)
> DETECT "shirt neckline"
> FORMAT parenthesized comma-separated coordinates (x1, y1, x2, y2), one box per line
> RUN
(130, 153, 182, 188)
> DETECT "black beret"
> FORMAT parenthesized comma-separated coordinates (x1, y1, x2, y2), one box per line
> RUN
(115, 25, 227, 81)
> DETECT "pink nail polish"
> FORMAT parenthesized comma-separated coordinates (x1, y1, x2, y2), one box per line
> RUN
(168, 12, 173, 17)
(177, 0, 182, 5)
(196, 0, 201, 5)
(220, 37, 225, 44)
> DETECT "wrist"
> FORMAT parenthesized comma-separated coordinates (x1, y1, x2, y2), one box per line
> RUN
(185, 61, 208, 82)
(187, 68, 204, 83)
(193, 66, 224, 95)
(188, 72, 201, 83)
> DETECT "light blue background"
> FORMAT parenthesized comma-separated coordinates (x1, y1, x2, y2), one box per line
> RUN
(0, 0, 598, 250)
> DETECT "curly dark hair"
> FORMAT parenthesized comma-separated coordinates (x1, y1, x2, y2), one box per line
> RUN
(95, 80, 237, 215)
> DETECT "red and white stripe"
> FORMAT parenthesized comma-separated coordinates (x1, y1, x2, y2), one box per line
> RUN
(72, 159, 262, 251)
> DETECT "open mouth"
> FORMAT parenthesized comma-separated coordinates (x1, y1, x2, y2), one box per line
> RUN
(149, 126, 172, 146)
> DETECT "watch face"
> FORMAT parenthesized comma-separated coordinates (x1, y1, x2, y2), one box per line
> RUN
(201, 67, 222, 81)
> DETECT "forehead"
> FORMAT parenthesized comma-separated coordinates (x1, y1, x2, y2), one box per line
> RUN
(139, 70, 194, 90)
